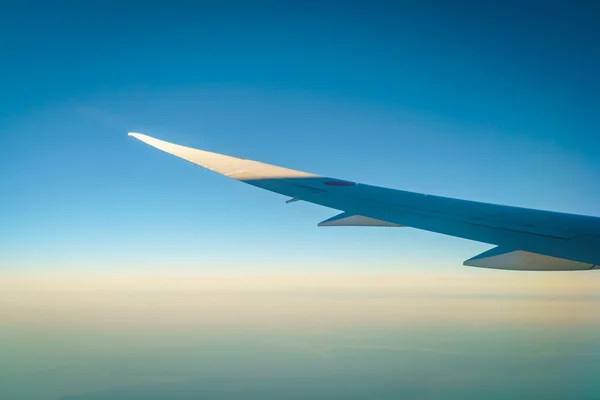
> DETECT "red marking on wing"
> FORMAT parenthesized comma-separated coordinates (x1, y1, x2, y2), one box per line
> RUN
(324, 181, 356, 187)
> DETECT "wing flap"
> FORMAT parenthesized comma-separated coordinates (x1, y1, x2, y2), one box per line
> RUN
(464, 246, 596, 271)
(318, 212, 403, 227)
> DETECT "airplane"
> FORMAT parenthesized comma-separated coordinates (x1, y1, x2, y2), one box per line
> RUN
(129, 132, 599, 271)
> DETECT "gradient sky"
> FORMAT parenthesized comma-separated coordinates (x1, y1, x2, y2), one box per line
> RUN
(2, 3, 600, 399)
(2, 1, 600, 271)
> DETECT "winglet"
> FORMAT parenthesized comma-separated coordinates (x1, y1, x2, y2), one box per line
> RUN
(128, 132, 320, 182)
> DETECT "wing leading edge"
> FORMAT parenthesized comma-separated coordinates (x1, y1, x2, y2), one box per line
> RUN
(129, 132, 600, 271)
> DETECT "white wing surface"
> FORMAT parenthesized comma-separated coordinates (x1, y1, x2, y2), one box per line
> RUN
(129, 133, 599, 271)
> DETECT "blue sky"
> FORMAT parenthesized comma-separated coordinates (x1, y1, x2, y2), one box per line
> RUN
(2, 1, 599, 272)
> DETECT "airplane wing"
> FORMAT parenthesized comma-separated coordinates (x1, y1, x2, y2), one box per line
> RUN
(129, 132, 599, 271)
